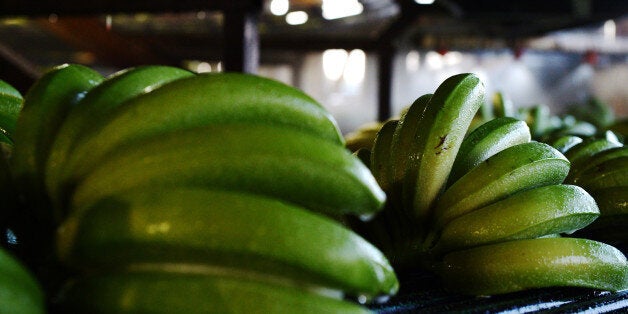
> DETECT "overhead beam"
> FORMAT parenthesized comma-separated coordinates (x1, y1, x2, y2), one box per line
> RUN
(0, 0, 262, 16)
(37, 16, 174, 68)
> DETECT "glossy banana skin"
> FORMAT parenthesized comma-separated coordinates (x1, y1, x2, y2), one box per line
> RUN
(0, 246, 45, 314)
(440, 238, 628, 295)
(405, 74, 484, 223)
(56, 271, 371, 314)
(0, 79, 23, 143)
(58, 188, 397, 298)
(12, 64, 103, 187)
(433, 185, 599, 254)
(69, 124, 384, 218)
(448, 117, 531, 186)
(431, 141, 570, 234)
(45, 66, 194, 213)
(58, 73, 345, 201)
(11, 64, 104, 223)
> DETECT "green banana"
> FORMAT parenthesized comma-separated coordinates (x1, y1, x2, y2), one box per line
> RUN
(589, 186, 628, 217)
(564, 138, 622, 177)
(429, 141, 570, 236)
(440, 237, 628, 295)
(432, 185, 599, 254)
(45, 65, 194, 215)
(0, 247, 45, 314)
(550, 135, 583, 154)
(55, 73, 345, 206)
(58, 188, 397, 298)
(447, 117, 531, 186)
(0, 79, 23, 138)
(389, 94, 432, 191)
(567, 146, 627, 183)
(525, 104, 552, 139)
(571, 156, 628, 192)
(369, 119, 399, 193)
(403, 73, 484, 224)
(69, 124, 385, 218)
(491, 91, 514, 118)
(344, 121, 383, 152)
(11, 64, 103, 213)
(56, 271, 371, 314)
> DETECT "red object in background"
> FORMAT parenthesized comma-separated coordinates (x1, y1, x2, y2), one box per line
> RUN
(513, 47, 525, 60)
(584, 50, 599, 65)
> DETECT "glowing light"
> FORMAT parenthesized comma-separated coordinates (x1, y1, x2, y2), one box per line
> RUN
(270, 0, 289, 16)
(604, 20, 616, 41)
(414, 0, 435, 4)
(323, 49, 348, 81)
(286, 11, 308, 25)
(196, 62, 212, 73)
(443, 51, 463, 66)
(406, 50, 420, 72)
(322, 0, 364, 20)
(344, 49, 366, 85)
(426, 51, 444, 69)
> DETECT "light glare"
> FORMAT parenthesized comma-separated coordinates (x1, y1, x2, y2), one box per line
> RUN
(323, 49, 349, 81)
(270, 0, 289, 16)
(344, 49, 366, 85)
(322, 0, 364, 20)
(414, 0, 435, 4)
(286, 11, 308, 25)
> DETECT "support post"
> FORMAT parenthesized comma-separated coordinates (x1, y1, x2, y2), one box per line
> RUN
(223, 8, 260, 73)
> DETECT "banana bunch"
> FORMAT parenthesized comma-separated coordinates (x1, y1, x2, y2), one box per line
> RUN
(0, 79, 23, 151)
(557, 132, 628, 247)
(8, 64, 397, 312)
(0, 143, 45, 314)
(356, 73, 628, 295)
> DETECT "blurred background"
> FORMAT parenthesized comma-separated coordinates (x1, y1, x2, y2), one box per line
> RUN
(0, 0, 626, 134)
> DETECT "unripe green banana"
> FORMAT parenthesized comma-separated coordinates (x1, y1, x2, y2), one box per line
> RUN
(447, 117, 531, 186)
(344, 121, 383, 152)
(567, 146, 627, 184)
(353, 147, 371, 168)
(389, 94, 432, 190)
(58, 73, 344, 203)
(70, 124, 384, 218)
(491, 91, 514, 118)
(404, 73, 484, 224)
(370, 119, 398, 193)
(0, 247, 45, 314)
(576, 187, 628, 244)
(550, 135, 583, 154)
(564, 138, 622, 179)
(45, 65, 194, 216)
(440, 238, 628, 295)
(433, 185, 599, 254)
(0, 79, 23, 139)
(11, 64, 103, 213)
(525, 104, 552, 139)
(58, 188, 398, 298)
(571, 156, 628, 192)
(430, 141, 570, 236)
(56, 271, 372, 314)
(590, 186, 628, 217)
